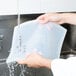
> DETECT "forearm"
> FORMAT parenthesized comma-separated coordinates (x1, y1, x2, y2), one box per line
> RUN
(61, 13, 76, 25)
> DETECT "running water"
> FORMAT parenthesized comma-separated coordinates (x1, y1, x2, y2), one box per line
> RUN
(7, 1, 35, 75)
(7, 62, 35, 76)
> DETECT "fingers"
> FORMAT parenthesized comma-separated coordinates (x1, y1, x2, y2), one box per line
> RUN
(37, 14, 49, 24)
(37, 13, 64, 24)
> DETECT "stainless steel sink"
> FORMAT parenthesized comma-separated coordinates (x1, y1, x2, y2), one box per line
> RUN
(0, 60, 9, 76)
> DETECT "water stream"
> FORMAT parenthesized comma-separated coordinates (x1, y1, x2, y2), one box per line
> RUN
(7, 62, 35, 76)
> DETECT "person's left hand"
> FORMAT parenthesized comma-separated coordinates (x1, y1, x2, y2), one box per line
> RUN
(17, 52, 51, 69)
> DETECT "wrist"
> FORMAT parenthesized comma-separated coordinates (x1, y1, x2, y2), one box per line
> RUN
(43, 58, 51, 69)
(60, 13, 72, 24)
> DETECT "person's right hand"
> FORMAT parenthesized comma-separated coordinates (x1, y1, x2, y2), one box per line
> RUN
(37, 13, 65, 24)
(17, 52, 51, 69)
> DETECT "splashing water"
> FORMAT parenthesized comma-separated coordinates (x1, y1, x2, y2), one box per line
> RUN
(7, 62, 35, 76)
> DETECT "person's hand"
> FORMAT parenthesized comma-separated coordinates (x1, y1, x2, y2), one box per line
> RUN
(17, 53, 51, 69)
(37, 13, 66, 24)
(37, 13, 76, 25)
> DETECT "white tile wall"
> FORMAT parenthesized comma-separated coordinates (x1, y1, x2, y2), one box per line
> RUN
(0, 0, 76, 15)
